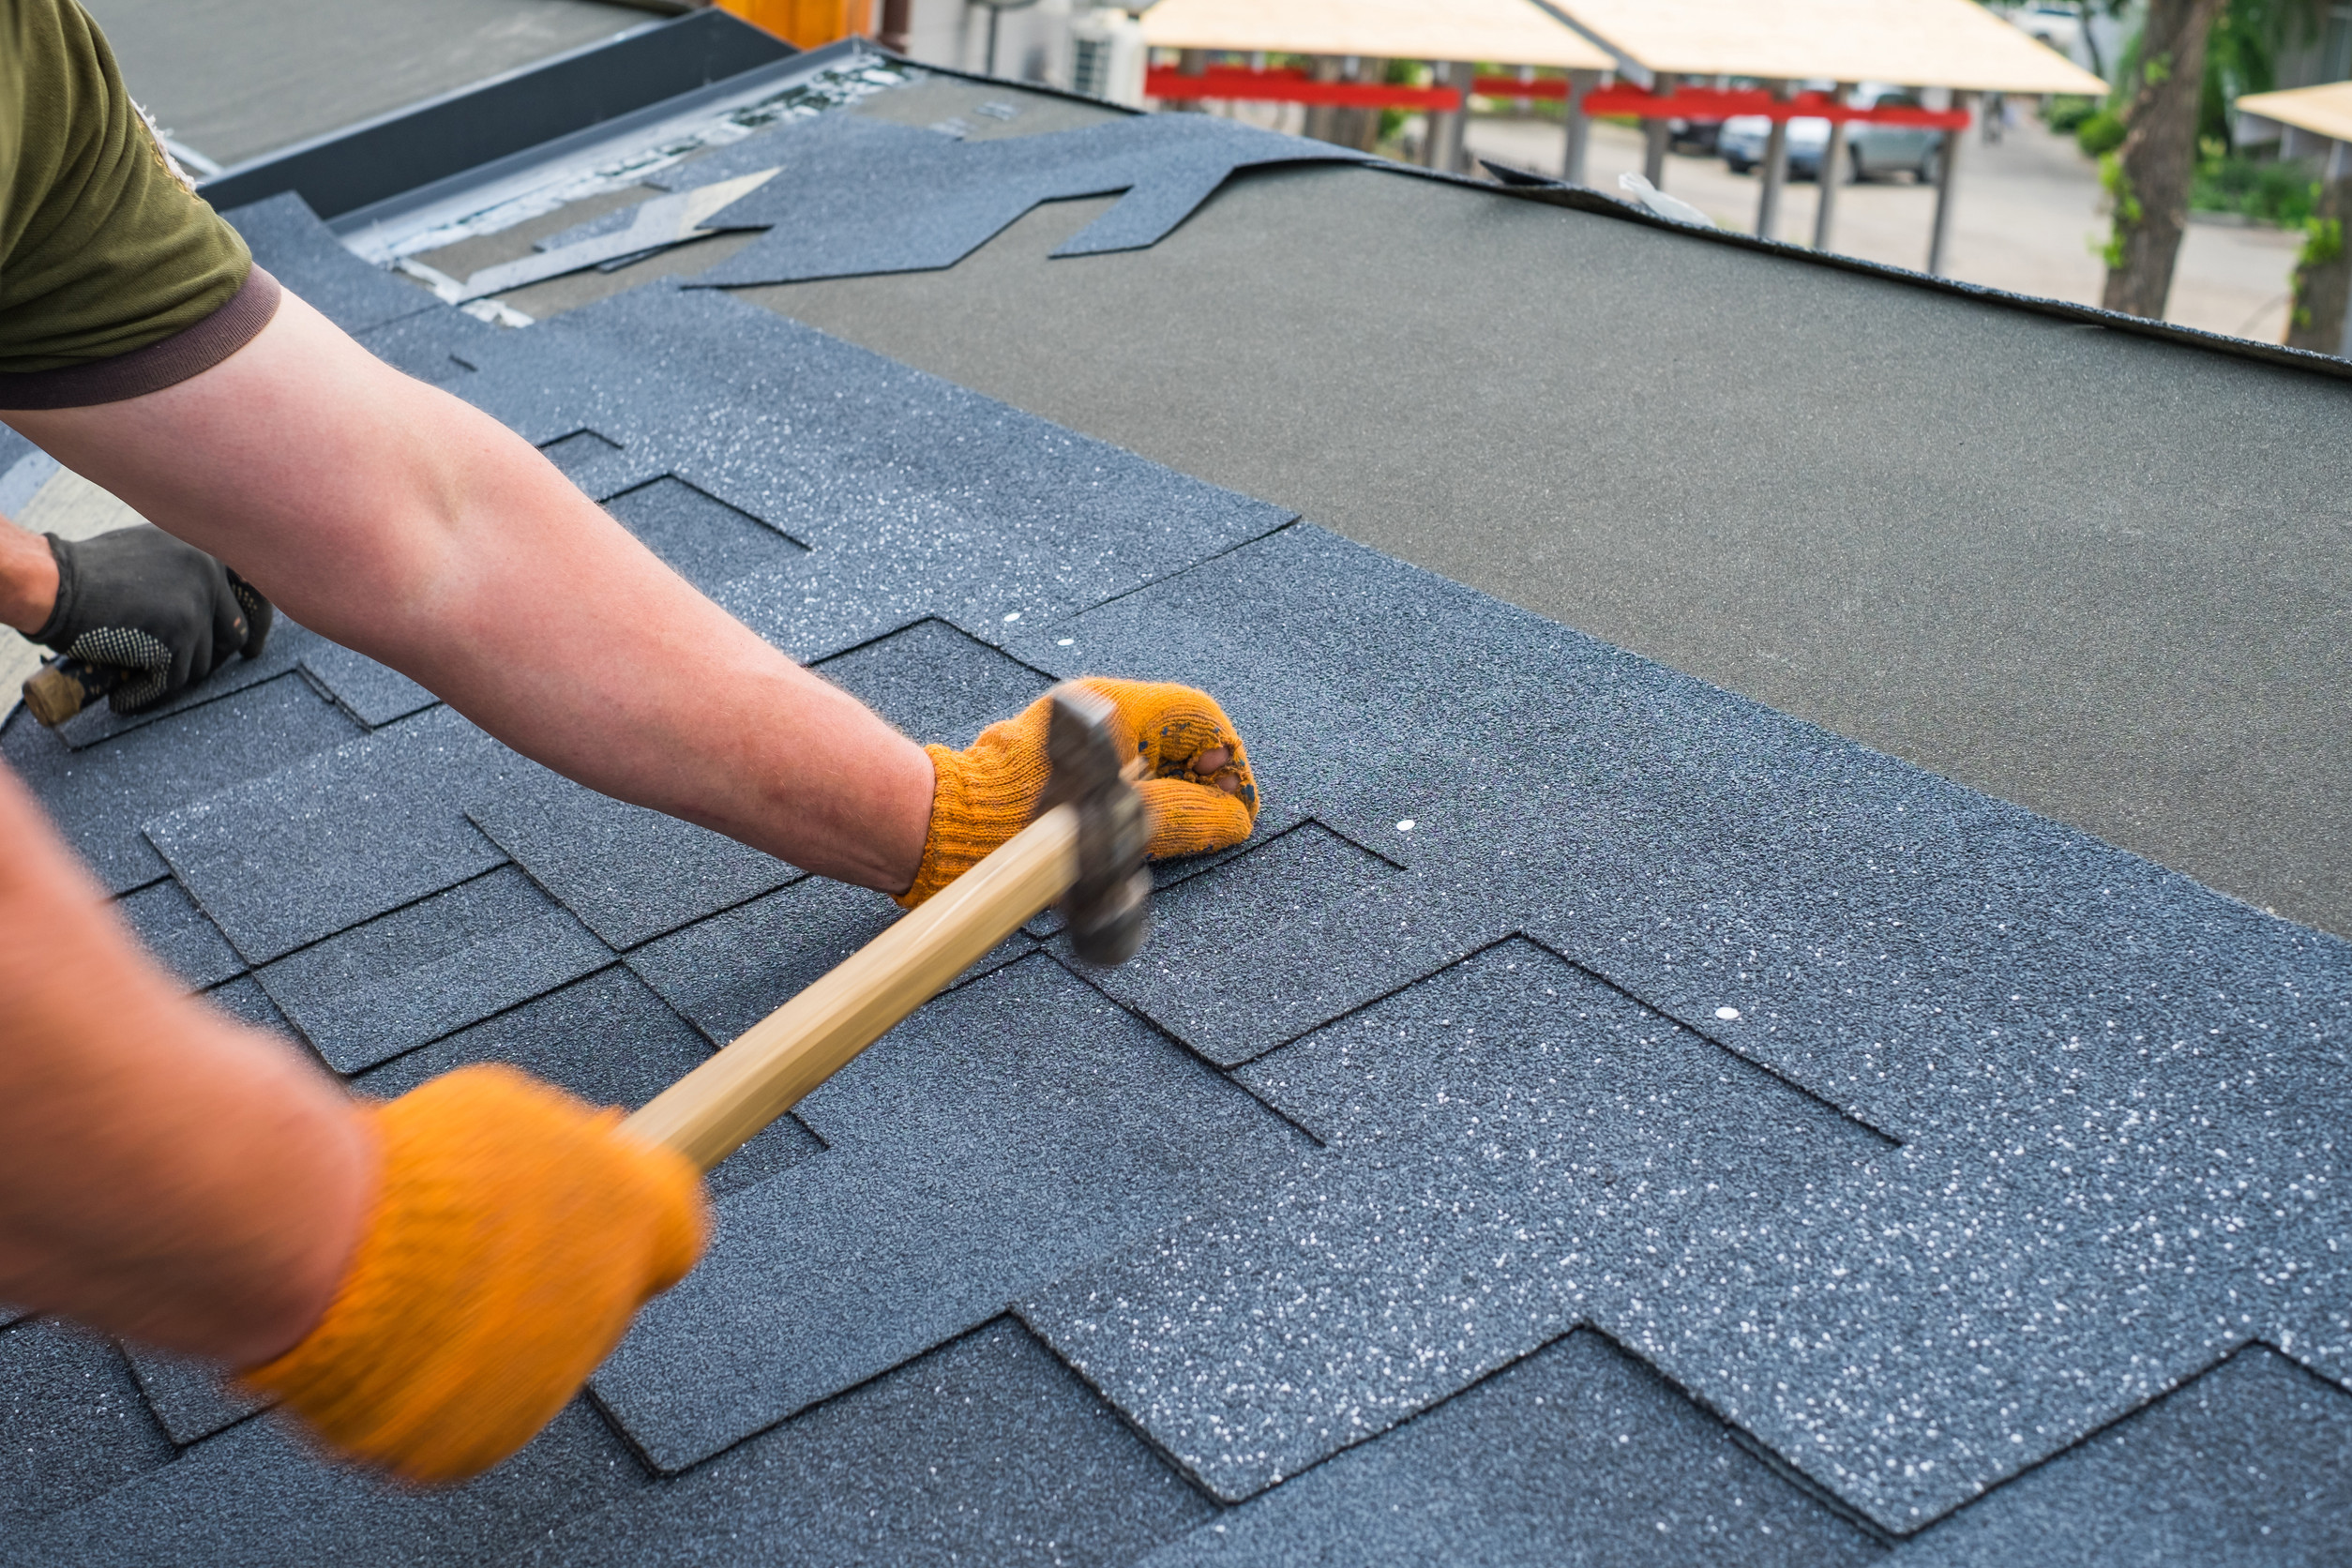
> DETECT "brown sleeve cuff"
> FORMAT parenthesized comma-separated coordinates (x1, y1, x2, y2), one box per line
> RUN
(0, 266, 282, 412)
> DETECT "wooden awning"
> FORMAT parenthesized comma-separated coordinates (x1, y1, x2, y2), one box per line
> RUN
(1550, 0, 2106, 94)
(2236, 80, 2352, 143)
(1138, 0, 1612, 71)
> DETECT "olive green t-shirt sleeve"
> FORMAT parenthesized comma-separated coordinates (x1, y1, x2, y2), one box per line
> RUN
(0, 0, 252, 375)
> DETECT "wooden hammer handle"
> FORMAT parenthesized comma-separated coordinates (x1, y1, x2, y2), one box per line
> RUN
(621, 805, 1081, 1173)
(22, 657, 122, 729)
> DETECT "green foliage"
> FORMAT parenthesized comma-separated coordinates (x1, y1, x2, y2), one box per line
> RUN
(2043, 94, 2102, 133)
(2077, 109, 2128, 155)
(2300, 214, 2344, 267)
(2098, 150, 2140, 269)
(2191, 144, 2321, 226)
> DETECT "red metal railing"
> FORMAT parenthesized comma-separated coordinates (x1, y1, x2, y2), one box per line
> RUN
(1141, 68, 1971, 129)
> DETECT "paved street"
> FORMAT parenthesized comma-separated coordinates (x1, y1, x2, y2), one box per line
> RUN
(81, 0, 653, 168)
(1468, 113, 2303, 343)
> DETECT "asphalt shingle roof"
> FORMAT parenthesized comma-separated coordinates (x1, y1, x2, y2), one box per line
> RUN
(5, 76, 2351, 1566)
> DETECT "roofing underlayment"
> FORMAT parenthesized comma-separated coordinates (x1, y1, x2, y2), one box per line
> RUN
(5, 55, 2352, 1567)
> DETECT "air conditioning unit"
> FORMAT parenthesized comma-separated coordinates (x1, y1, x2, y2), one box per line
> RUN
(1069, 7, 1145, 107)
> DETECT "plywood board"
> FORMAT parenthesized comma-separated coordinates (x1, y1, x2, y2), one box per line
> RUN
(1140, 0, 1611, 69)
(1556, 0, 2106, 93)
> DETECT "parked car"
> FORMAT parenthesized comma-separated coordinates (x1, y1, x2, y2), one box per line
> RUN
(2010, 3, 2083, 57)
(1666, 118, 1723, 155)
(1719, 86, 1942, 183)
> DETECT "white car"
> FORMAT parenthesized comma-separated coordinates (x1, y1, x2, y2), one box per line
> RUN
(1719, 85, 1942, 183)
(2011, 3, 2084, 56)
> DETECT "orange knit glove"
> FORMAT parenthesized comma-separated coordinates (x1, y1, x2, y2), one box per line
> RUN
(238, 1065, 707, 1485)
(898, 677, 1259, 908)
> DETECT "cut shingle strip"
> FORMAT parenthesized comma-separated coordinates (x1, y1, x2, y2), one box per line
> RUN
(1136, 1329, 1881, 1568)
(295, 640, 436, 729)
(3, 1397, 647, 1568)
(6, 673, 361, 894)
(120, 1350, 265, 1449)
(592, 956, 1304, 1473)
(347, 967, 820, 1200)
(1892, 1345, 2352, 1564)
(49, 620, 324, 753)
(626, 875, 1030, 1048)
(253, 866, 611, 1075)
(143, 705, 507, 965)
(441, 285, 1294, 640)
(465, 759, 801, 952)
(528, 1320, 1213, 1568)
(811, 617, 1051, 746)
(602, 476, 807, 596)
(579, 112, 1379, 287)
(1022, 940, 1885, 1503)
(1066, 822, 1510, 1067)
(0, 1320, 174, 1530)
(115, 878, 244, 991)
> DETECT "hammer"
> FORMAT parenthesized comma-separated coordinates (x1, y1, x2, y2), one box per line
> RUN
(21, 656, 123, 729)
(621, 685, 1152, 1172)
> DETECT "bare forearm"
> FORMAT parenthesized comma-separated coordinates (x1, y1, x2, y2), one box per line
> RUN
(0, 514, 58, 633)
(0, 766, 369, 1364)
(5, 295, 932, 890)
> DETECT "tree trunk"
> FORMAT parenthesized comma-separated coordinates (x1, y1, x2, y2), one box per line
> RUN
(2099, 0, 2227, 320)
(2286, 166, 2352, 354)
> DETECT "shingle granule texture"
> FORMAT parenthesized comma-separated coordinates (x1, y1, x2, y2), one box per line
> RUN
(8, 79, 2352, 1567)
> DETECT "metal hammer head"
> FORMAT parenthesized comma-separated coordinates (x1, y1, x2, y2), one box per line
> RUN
(1038, 685, 1151, 967)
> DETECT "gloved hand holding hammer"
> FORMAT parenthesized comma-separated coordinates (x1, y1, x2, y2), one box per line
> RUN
(0, 0, 1261, 1497)
(0, 515, 273, 716)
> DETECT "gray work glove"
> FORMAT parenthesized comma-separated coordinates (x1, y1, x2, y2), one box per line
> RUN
(32, 526, 274, 714)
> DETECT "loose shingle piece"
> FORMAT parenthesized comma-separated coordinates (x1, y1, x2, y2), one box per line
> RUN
(523, 113, 1375, 290)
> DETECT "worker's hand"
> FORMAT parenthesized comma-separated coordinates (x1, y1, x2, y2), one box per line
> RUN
(239, 1064, 707, 1485)
(32, 525, 273, 713)
(897, 677, 1259, 908)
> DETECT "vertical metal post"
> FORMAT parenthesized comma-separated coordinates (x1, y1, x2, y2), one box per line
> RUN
(1814, 82, 1856, 250)
(1426, 61, 1472, 173)
(1561, 68, 1597, 186)
(1756, 80, 1791, 239)
(1926, 89, 1974, 277)
(2331, 139, 2352, 356)
(1643, 72, 1677, 188)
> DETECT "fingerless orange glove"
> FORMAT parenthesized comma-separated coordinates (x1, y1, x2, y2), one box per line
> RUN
(239, 1065, 707, 1485)
(898, 677, 1260, 908)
